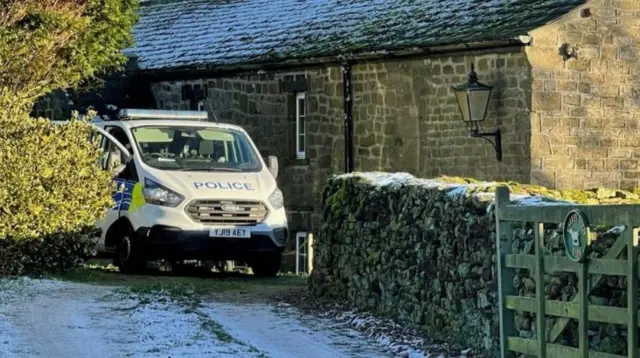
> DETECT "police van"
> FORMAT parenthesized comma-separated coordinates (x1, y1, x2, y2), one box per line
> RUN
(88, 109, 288, 277)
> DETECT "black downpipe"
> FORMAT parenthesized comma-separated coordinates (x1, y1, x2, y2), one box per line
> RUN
(342, 61, 354, 173)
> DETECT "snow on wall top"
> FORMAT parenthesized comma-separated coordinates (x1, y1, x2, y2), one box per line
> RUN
(336, 171, 572, 207)
(127, 0, 586, 71)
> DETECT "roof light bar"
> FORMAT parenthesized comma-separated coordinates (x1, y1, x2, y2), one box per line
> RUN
(118, 109, 209, 121)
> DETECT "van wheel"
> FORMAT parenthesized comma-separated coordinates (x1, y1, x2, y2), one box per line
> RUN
(250, 253, 282, 278)
(114, 224, 146, 274)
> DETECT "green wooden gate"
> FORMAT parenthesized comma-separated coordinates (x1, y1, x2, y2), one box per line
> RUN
(495, 186, 640, 358)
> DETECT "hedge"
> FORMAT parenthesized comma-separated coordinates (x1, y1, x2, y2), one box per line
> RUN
(309, 172, 640, 356)
(0, 114, 112, 276)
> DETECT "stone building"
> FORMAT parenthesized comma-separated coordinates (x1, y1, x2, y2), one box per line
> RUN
(60, 0, 640, 255)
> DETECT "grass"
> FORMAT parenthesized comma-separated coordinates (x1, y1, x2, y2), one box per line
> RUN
(52, 259, 307, 299)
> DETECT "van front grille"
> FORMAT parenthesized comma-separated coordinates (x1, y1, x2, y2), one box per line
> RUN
(185, 200, 268, 225)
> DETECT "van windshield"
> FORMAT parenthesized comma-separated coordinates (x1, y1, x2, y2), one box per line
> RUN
(130, 125, 262, 172)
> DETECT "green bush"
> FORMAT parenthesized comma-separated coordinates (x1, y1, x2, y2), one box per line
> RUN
(0, 228, 100, 276)
(0, 0, 138, 275)
(0, 111, 113, 275)
(0, 0, 139, 110)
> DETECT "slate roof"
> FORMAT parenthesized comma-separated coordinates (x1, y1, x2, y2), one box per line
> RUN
(127, 0, 586, 72)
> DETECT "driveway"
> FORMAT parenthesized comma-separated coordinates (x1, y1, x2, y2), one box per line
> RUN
(0, 277, 395, 358)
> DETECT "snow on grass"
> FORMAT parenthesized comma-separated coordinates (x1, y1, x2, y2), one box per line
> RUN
(98, 289, 266, 357)
(203, 301, 389, 358)
(122, 297, 261, 357)
(0, 277, 265, 357)
(314, 306, 471, 358)
(0, 276, 62, 298)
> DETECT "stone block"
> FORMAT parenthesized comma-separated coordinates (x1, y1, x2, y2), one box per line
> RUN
(621, 179, 639, 190)
(609, 147, 634, 158)
(620, 138, 640, 147)
(603, 97, 624, 108)
(567, 59, 591, 72)
(624, 171, 640, 179)
(556, 172, 586, 189)
(557, 80, 577, 91)
(543, 157, 574, 169)
(526, 47, 564, 69)
(619, 159, 638, 170)
(570, 146, 608, 158)
(532, 92, 562, 111)
(578, 82, 592, 94)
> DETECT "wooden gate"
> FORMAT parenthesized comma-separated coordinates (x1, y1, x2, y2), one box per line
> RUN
(495, 186, 640, 358)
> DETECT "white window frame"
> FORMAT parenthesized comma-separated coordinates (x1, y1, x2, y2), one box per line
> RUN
(295, 92, 306, 160)
(295, 231, 308, 275)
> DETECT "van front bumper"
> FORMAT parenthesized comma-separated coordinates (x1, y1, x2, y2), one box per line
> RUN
(134, 225, 288, 261)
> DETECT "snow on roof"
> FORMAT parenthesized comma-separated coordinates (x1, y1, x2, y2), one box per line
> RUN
(127, 0, 586, 71)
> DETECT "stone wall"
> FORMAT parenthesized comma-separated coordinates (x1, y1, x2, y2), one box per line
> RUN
(309, 172, 640, 356)
(526, 0, 640, 190)
(351, 51, 533, 183)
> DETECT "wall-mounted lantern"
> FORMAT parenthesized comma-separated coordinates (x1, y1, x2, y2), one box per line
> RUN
(452, 63, 502, 162)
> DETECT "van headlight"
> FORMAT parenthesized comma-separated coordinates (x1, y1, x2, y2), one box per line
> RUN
(268, 188, 284, 210)
(143, 178, 184, 207)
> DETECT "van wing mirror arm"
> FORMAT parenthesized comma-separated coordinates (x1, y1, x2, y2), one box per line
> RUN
(267, 155, 279, 179)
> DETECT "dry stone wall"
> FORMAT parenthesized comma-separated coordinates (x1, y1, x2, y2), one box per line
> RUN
(309, 172, 640, 356)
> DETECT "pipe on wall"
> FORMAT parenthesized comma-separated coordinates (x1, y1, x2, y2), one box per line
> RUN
(341, 60, 354, 173)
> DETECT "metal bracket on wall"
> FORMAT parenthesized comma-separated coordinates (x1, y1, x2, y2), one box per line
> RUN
(470, 124, 502, 162)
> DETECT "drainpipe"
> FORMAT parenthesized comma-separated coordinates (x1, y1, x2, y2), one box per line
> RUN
(341, 60, 354, 173)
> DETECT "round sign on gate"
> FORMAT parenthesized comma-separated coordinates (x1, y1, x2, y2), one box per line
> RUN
(562, 209, 590, 263)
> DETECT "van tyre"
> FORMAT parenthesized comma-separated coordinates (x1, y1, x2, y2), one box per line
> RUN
(114, 224, 146, 274)
(250, 253, 282, 278)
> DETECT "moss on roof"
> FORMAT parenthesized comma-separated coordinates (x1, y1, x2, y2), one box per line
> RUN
(127, 0, 586, 71)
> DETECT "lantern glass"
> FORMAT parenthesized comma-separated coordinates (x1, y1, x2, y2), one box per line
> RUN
(455, 90, 470, 122)
(468, 88, 491, 122)
(453, 79, 493, 123)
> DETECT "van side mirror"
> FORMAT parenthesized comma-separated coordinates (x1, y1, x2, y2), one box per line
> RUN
(267, 155, 278, 179)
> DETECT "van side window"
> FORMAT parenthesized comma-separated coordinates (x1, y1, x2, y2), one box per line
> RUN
(105, 126, 138, 182)
(107, 126, 133, 151)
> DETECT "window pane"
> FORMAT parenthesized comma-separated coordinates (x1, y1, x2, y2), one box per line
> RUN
(298, 134, 305, 151)
(131, 126, 261, 172)
(298, 97, 305, 116)
(298, 116, 305, 135)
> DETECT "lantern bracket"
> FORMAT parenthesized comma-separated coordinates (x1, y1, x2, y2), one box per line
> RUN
(469, 121, 502, 162)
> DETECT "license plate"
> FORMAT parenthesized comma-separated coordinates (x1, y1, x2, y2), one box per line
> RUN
(209, 227, 251, 238)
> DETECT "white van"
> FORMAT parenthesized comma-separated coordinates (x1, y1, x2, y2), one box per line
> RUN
(88, 109, 288, 277)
